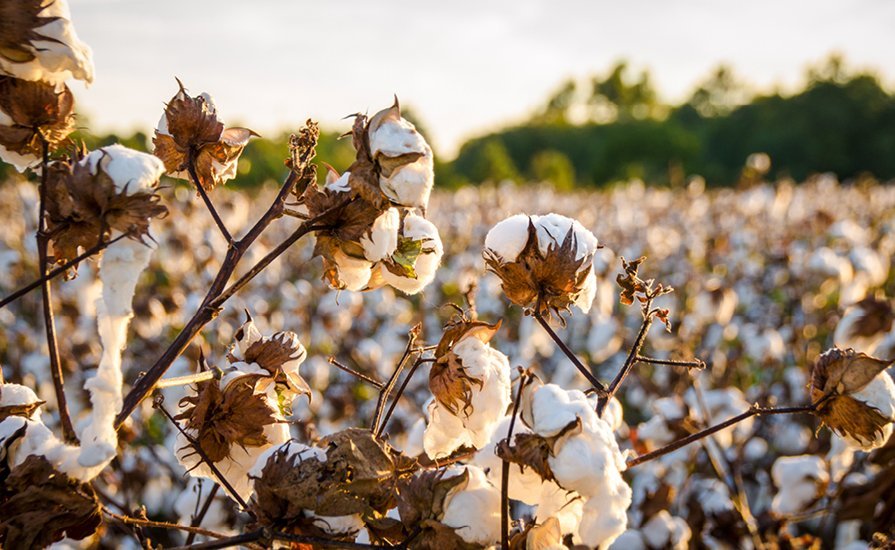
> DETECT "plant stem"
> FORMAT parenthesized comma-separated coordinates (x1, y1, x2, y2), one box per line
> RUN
(186, 151, 233, 245)
(635, 355, 705, 370)
(185, 483, 221, 545)
(36, 139, 77, 443)
(0, 234, 126, 310)
(533, 312, 606, 394)
(377, 356, 425, 437)
(626, 403, 818, 468)
(371, 325, 419, 434)
(597, 313, 653, 415)
(155, 368, 220, 389)
(328, 357, 384, 389)
(501, 370, 529, 550)
(102, 506, 228, 540)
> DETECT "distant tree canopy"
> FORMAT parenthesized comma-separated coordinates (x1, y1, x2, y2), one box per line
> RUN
(3, 56, 891, 188)
(452, 56, 895, 187)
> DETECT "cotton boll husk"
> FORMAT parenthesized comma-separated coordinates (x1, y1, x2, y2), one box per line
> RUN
(484, 214, 532, 262)
(577, 493, 629, 549)
(360, 208, 399, 261)
(423, 336, 511, 457)
(0, 0, 94, 84)
(474, 415, 544, 503)
(0, 107, 41, 170)
(441, 465, 502, 546)
(841, 371, 895, 451)
(380, 214, 443, 295)
(770, 455, 828, 516)
(640, 510, 691, 550)
(380, 151, 434, 209)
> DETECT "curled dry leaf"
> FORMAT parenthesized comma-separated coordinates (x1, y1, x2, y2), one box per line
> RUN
(844, 297, 895, 342)
(429, 318, 501, 417)
(0, 76, 75, 157)
(617, 256, 648, 306)
(523, 516, 564, 550)
(0, 455, 103, 549)
(152, 81, 256, 190)
(484, 219, 592, 322)
(44, 154, 167, 269)
(810, 347, 894, 445)
(175, 375, 276, 463)
(0, 400, 44, 422)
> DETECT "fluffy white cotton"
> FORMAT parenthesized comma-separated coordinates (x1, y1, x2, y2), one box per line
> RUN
(641, 511, 692, 550)
(474, 415, 545, 504)
(770, 455, 828, 516)
(534, 482, 585, 537)
(0, 383, 43, 421)
(332, 249, 375, 292)
(380, 213, 444, 295)
(577, 493, 630, 549)
(842, 371, 895, 451)
(0, 0, 94, 84)
(484, 214, 532, 262)
(380, 150, 435, 210)
(360, 208, 400, 261)
(368, 106, 434, 209)
(423, 336, 511, 458)
(441, 465, 502, 546)
(522, 382, 595, 438)
(84, 144, 166, 194)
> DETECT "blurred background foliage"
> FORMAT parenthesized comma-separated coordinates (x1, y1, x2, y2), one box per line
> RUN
(5, 55, 892, 189)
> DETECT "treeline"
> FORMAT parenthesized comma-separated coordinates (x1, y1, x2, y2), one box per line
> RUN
(3, 56, 892, 188)
(450, 56, 895, 188)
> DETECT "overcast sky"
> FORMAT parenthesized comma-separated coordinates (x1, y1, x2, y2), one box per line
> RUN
(68, 0, 895, 156)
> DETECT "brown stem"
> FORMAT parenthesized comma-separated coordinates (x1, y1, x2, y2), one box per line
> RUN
(597, 313, 653, 415)
(328, 357, 384, 389)
(102, 506, 228, 540)
(115, 164, 318, 428)
(36, 139, 77, 443)
(501, 370, 529, 550)
(377, 355, 425, 438)
(533, 312, 606, 394)
(0, 234, 126, 310)
(186, 151, 233, 245)
(371, 326, 419, 434)
(185, 483, 221, 545)
(635, 355, 705, 370)
(169, 528, 383, 550)
(626, 403, 818, 468)
(154, 396, 249, 510)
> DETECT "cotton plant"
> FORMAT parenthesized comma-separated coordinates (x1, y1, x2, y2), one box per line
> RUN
(174, 316, 311, 501)
(423, 315, 512, 458)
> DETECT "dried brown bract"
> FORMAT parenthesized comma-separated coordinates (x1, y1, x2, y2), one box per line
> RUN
(0, 76, 75, 159)
(810, 347, 895, 447)
(175, 375, 276, 463)
(43, 154, 167, 269)
(0, 455, 103, 548)
(0, 0, 61, 65)
(228, 316, 311, 403)
(153, 80, 256, 190)
(397, 469, 480, 550)
(484, 219, 592, 323)
(429, 317, 501, 417)
(496, 417, 583, 484)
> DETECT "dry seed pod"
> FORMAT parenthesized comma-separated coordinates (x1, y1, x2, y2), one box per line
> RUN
(0, 76, 75, 171)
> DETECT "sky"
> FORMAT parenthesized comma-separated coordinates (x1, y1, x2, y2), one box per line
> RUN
(68, 0, 895, 157)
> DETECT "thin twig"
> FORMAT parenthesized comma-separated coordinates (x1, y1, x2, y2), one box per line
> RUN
(155, 368, 221, 389)
(371, 325, 420, 434)
(377, 355, 426, 437)
(0, 233, 126, 310)
(102, 506, 228, 540)
(328, 357, 384, 389)
(627, 403, 819, 468)
(185, 483, 221, 545)
(635, 355, 705, 370)
(186, 151, 233, 245)
(154, 396, 249, 510)
(597, 312, 654, 415)
(533, 312, 606, 394)
(36, 138, 76, 443)
(501, 369, 529, 550)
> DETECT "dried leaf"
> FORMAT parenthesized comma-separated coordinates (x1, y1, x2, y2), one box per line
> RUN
(525, 516, 564, 550)
(429, 352, 485, 417)
(175, 376, 276, 462)
(0, 77, 75, 156)
(0, 0, 63, 64)
(617, 256, 648, 306)
(0, 400, 44, 422)
(398, 468, 469, 527)
(0, 455, 103, 548)
(496, 432, 555, 483)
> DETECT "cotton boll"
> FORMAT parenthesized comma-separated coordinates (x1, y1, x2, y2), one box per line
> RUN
(484, 214, 532, 262)
(841, 371, 895, 451)
(0, 383, 43, 421)
(770, 455, 828, 516)
(641, 510, 691, 550)
(522, 383, 595, 438)
(380, 213, 443, 295)
(331, 249, 374, 292)
(423, 399, 472, 459)
(308, 512, 364, 537)
(84, 144, 166, 194)
(368, 104, 434, 208)
(549, 419, 630, 499)
(0, 0, 94, 84)
(380, 150, 434, 209)
(534, 213, 599, 261)
(577, 493, 629, 549)
(360, 208, 400, 261)
(369, 110, 429, 159)
(535, 482, 585, 537)
(474, 415, 544, 504)
(441, 465, 502, 546)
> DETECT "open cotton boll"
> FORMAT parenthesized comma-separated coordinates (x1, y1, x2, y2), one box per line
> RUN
(534, 213, 599, 261)
(641, 510, 691, 550)
(380, 213, 444, 295)
(369, 112, 429, 159)
(0, 0, 94, 84)
(770, 455, 828, 516)
(535, 482, 585, 537)
(484, 214, 532, 262)
(474, 415, 545, 503)
(441, 465, 502, 546)
(380, 150, 434, 209)
(522, 382, 596, 438)
(549, 417, 630, 500)
(0, 383, 43, 421)
(423, 336, 511, 458)
(577, 492, 630, 549)
(360, 208, 400, 261)
(842, 371, 895, 451)
(331, 249, 375, 292)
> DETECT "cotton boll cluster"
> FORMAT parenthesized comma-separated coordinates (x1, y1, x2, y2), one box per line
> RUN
(770, 455, 828, 516)
(484, 213, 600, 319)
(424, 319, 511, 458)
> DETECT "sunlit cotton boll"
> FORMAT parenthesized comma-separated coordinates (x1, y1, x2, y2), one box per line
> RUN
(379, 213, 444, 295)
(0, 0, 94, 84)
(440, 465, 502, 546)
(368, 101, 434, 209)
(359, 208, 400, 262)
